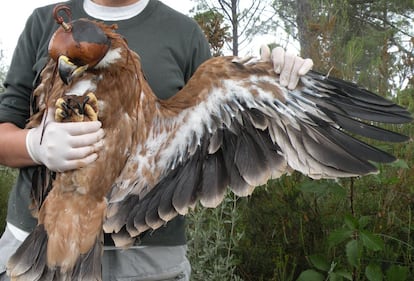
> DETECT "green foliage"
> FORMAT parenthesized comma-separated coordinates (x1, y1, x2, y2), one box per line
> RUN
(229, 167, 414, 280)
(0, 166, 16, 234)
(232, 175, 348, 279)
(190, 0, 276, 55)
(187, 191, 244, 281)
(272, 0, 414, 96)
(295, 153, 414, 280)
(193, 10, 231, 57)
(299, 211, 413, 281)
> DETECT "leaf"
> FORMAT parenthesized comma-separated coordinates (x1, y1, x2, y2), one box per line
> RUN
(297, 181, 330, 195)
(297, 180, 346, 197)
(344, 214, 358, 230)
(328, 229, 353, 247)
(390, 159, 409, 169)
(346, 240, 360, 267)
(328, 272, 343, 281)
(358, 216, 371, 229)
(297, 270, 325, 281)
(365, 263, 383, 281)
(328, 183, 347, 197)
(385, 265, 408, 281)
(309, 254, 330, 272)
(360, 231, 384, 251)
(334, 269, 353, 280)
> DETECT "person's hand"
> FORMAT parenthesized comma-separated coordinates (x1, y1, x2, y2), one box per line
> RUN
(260, 45, 314, 90)
(26, 109, 105, 172)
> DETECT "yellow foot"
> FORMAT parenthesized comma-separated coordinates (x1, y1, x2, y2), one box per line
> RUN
(54, 93, 99, 122)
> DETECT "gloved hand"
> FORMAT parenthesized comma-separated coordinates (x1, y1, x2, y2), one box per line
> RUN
(260, 45, 314, 90)
(26, 109, 105, 172)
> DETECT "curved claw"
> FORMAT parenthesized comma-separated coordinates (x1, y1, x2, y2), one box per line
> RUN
(84, 104, 98, 121)
(55, 98, 67, 122)
(83, 93, 99, 121)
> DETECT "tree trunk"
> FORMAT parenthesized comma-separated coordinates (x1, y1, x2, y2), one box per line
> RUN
(295, 0, 313, 58)
(231, 0, 239, 56)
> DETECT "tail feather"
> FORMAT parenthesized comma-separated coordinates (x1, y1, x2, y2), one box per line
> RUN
(7, 225, 103, 281)
(7, 225, 48, 280)
(71, 237, 103, 281)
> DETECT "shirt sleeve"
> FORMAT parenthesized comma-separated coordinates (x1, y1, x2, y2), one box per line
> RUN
(0, 11, 49, 129)
(183, 24, 212, 83)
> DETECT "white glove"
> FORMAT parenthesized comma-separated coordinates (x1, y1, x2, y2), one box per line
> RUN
(26, 109, 104, 172)
(260, 45, 314, 90)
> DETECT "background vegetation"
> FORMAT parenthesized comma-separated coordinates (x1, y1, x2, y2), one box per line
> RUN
(0, 48, 14, 234)
(187, 0, 414, 280)
(0, 0, 413, 280)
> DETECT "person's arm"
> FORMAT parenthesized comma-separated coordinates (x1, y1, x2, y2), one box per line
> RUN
(0, 123, 33, 168)
(0, 114, 105, 172)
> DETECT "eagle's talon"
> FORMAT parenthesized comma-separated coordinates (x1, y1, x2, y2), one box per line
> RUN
(55, 108, 67, 122)
(55, 98, 66, 110)
(84, 104, 98, 121)
(86, 92, 98, 113)
(84, 93, 99, 121)
(53, 94, 98, 122)
(55, 98, 68, 122)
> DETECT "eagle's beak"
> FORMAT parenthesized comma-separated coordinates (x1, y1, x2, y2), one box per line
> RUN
(58, 55, 89, 85)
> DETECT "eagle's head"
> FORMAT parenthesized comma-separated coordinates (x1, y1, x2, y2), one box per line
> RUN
(48, 4, 121, 84)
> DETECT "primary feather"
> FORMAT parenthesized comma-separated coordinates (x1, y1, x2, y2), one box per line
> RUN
(7, 6, 412, 281)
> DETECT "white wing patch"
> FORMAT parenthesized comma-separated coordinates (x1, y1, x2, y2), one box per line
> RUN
(156, 75, 285, 174)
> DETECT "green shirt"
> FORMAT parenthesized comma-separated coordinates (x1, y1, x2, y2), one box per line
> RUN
(0, 0, 211, 245)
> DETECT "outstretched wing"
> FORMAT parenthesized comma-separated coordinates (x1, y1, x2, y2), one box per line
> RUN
(104, 56, 411, 245)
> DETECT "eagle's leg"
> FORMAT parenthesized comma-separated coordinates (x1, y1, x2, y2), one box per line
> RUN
(54, 92, 99, 122)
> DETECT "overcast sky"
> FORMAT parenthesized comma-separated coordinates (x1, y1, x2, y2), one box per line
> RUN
(0, 0, 193, 65)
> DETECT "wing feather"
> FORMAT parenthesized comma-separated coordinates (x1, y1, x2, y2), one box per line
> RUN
(323, 110, 409, 142)
(104, 56, 411, 240)
(199, 150, 229, 208)
(145, 191, 165, 230)
(220, 128, 255, 197)
(131, 197, 151, 234)
(170, 150, 203, 216)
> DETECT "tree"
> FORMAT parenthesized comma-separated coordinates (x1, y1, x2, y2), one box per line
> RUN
(194, 10, 232, 57)
(272, 0, 414, 95)
(191, 0, 275, 55)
